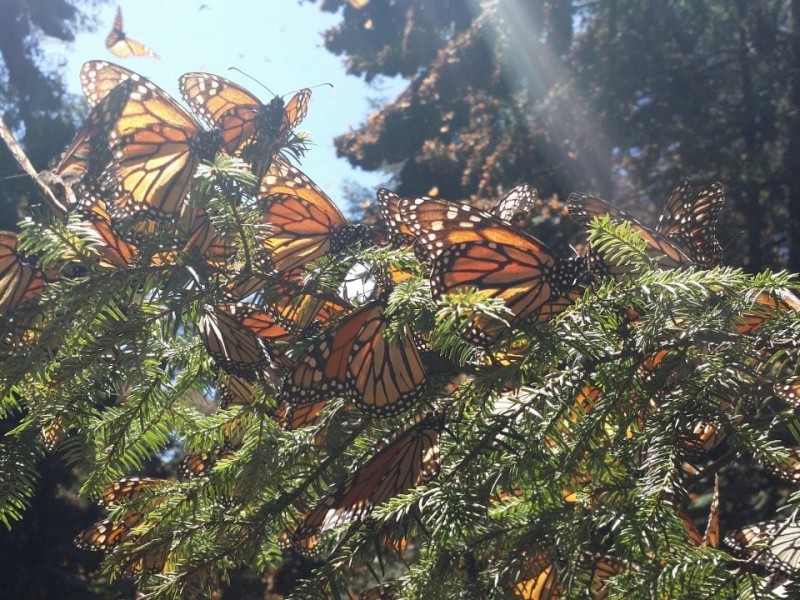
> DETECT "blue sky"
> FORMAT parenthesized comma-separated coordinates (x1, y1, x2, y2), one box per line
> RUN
(43, 0, 405, 210)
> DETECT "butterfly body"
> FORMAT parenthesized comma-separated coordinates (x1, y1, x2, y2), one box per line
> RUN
(179, 72, 310, 178)
(381, 190, 587, 345)
(260, 158, 375, 273)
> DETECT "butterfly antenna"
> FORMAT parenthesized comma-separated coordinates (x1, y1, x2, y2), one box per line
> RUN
(285, 82, 334, 97)
(228, 67, 277, 97)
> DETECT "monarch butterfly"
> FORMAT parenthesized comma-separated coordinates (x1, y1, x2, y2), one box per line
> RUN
(656, 179, 725, 267)
(80, 61, 223, 218)
(585, 556, 626, 600)
(106, 7, 159, 59)
(678, 420, 726, 457)
(377, 184, 537, 254)
(37, 80, 134, 217)
(198, 304, 276, 381)
(763, 447, 800, 483)
(283, 298, 426, 417)
(41, 415, 69, 452)
(259, 158, 375, 273)
(774, 376, 800, 408)
(383, 189, 588, 345)
(217, 373, 257, 409)
(278, 526, 320, 558)
(734, 289, 800, 335)
(179, 412, 247, 479)
(100, 477, 167, 507)
(0, 231, 48, 315)
(511, 555, 561, 599)
(74, 511, 143, 552)
(75, 513, 169, 575)
(566, 192, 695, 277)
(292, 413, 444, 545)
(724, 520, 800, 576)
(78, 197, 139, 268)
(179, 72, 310, 178)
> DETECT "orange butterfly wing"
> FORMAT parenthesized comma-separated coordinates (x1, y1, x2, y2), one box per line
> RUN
(389, 191, 586, 344)
(106, 7, 159, 59)
(260, 158, 368, 273)
(0, 231, 48, 315)
(81, 61, 221, 218)
(283, 301, 425, 416)
(293, 413, 443, 544)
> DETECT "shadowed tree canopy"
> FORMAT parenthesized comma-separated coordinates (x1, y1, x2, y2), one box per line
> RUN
(0, 0, 106, 230)
(307, 0, 800, 272)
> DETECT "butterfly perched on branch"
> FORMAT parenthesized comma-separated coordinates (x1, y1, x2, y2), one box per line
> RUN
(379, 189, 589, 345)
(180, 72, 310, 179)
(80, 61, 223, 219)
(282, 295, 426, 417)
(259, 158, 378, 274)
(292, 413, 444, 549)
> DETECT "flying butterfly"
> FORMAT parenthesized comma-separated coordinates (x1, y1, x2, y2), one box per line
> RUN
(656, 178, 725, 267)
(106, 7, 159, 59)
(259, 158, 375, 273)
(292, 413, 444, 547)
(282, 298, 426, 417)
(179, 72, 310, 178)
(724, 520, 800, 576)
(80, 61, 222, 218)
(566, 192, 695, 277)
(383, 189, 588, 345)
(0, 231, 49, 315)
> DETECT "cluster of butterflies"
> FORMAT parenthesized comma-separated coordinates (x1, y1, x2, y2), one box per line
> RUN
(2, 58, 800, 597)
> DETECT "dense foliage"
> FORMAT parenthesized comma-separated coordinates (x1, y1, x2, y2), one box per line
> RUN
(1, 54, 800, 600)
(307, 0, 800, 272)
